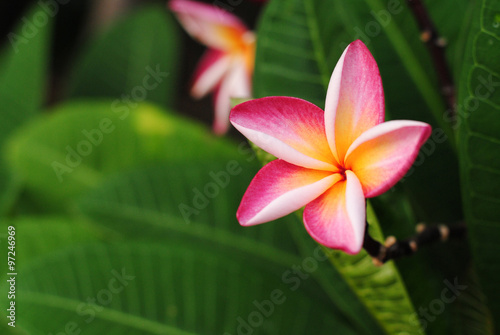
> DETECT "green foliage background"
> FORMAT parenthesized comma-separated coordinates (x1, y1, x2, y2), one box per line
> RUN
(0, 0, 497, 334)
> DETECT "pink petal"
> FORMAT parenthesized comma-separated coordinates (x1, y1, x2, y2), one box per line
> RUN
(169, 0, 249, 52)
(303, 170, 365, 254)
(324, 40, 385, 162)
(230, 97, 339, 171)
(212, 62, 252, 135)
(237, 160, 340, 226)
(344, 120, 432, 198)
(191, 49, 231, 99)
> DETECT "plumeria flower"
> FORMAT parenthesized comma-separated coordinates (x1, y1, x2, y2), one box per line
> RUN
(169, 0, 255, 134)
(230, 40, 431, 254)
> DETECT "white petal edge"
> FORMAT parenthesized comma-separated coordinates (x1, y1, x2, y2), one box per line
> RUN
(231, 122, 337, 171)
(344, 170, 366, 250)
(344, 120, 431, 161)
(213, 62, 252, 134)
(243, 173, 339, 226)
(191, 53, 231, 98)
(324, 45, 349, 162)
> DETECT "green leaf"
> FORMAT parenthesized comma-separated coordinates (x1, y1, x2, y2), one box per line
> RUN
(0, 217, 101, 281)
(0, 164, 19, 216)
(323, 204, 423, 335)
(457, 0, 500, 321)
(0, 322, 27, 335)
(76, 161, 303, 269)
(0, 217, 103, 334)
(68, 6, 180, 108)
(4, 101, 237, 209)
(267, 202, 422, 335)
(76, 159, 383, 334)
(2, 241, 359, 335)
(283, 214, 386, 335)
(0, 5, 51, 138)
(4, 160, 359, 333)
(453, 266, 494, 335)
(0, 4, 52, 215)
(370, 189, 467, 334)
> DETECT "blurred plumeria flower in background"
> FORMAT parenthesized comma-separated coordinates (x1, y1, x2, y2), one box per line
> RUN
(169, 0, 255, 135)
(230, 40, 431, 254)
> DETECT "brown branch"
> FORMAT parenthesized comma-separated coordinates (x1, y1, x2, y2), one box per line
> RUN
(406, 0, 456, 114)
(363, 222, 467, 265)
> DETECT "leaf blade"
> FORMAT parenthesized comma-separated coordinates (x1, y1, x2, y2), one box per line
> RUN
(457, 0, 500, 321)
(68, 6, 180, 108)
(0, 4, 52, 215)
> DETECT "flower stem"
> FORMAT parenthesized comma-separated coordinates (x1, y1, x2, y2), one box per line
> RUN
(363, 222, 467, 265)
(405, 0, 456, 116)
